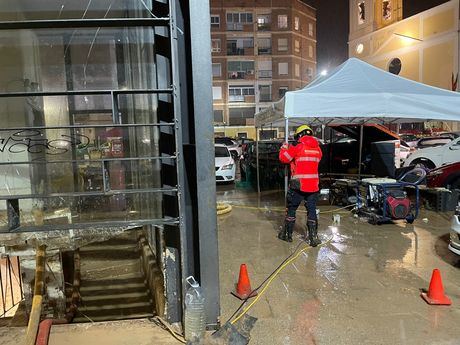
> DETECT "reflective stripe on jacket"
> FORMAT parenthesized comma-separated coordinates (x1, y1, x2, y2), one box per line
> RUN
(279, 136, 322, 192)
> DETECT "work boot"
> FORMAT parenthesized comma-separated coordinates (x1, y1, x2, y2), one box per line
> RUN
(279, 221, 294, 242)
(307, 220, 321, 247)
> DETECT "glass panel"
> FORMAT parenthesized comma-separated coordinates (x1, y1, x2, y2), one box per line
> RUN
(0, 26, 157, 92)
(0, 0, 158, 21)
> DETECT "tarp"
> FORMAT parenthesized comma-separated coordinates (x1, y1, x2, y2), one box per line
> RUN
(255, 58, 460, 127)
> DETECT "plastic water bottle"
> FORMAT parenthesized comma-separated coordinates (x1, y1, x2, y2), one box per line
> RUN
(184, 276, 206, 341)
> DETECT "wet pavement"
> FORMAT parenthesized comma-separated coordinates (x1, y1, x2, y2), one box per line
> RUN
(217, 183, 460, 345)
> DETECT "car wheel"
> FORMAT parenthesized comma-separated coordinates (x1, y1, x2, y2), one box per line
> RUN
(412, 158, 435, 170)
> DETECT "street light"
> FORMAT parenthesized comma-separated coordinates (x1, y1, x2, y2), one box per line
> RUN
(320, 70, 328, 76)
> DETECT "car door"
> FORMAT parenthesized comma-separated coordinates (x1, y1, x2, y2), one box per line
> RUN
(443, 138, 460, 165)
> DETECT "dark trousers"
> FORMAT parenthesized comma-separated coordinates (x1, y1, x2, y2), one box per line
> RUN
(285, 188, 319, 224)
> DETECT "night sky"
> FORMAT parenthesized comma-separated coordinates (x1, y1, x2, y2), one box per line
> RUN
(303, 0, 451, 74)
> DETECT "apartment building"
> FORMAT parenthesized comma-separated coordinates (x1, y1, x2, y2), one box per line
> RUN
(210, 0, 317, 139)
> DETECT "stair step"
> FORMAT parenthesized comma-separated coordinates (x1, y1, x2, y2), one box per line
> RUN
(79, 296, 153, 308)
(72, 312, 153, 323)
(79, 248, 139, 260)
(80, 259, 141, 281)
(68, 291, 149, 302)
(79, 244, 138, 253)
(77, 301, 152, 312)
(83, 237, 138, 248)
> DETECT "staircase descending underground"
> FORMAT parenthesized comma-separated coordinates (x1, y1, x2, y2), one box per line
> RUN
(69, 233, 156, 323)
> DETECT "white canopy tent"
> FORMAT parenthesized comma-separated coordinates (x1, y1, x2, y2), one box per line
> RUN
(254, 57, 460, 193)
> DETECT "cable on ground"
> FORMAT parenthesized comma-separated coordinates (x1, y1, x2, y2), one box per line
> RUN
(228, 235, 333, 325)
(217, 202, 233, 215)
(149, 316, 186, 344)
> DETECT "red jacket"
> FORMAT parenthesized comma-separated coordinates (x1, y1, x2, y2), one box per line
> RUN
(279, 136, 322, 192)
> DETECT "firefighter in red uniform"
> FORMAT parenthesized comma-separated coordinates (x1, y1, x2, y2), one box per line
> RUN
(278, 125, 322, 246)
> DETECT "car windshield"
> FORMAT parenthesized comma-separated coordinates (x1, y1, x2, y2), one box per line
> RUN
(418, 137, 452, 148)
(215, 146, 230, 157)
(215, 138, 235, 146)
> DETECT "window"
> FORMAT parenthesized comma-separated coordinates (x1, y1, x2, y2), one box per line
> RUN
(213, 109, 224, 123)
(212, 86, 222, 100)
(211, 39, 221, 53)
(278, 62, 288, 75)
(227, 38, 253, 55)
(294, 40, 300, 53)
(356, 43, 364, 54)
(306, 67, 314, 78)
(212, 63, 221, 77)
(258, 60, 272, 78)
(308, 45, 313, 58)
(257, 15, 271, 30)
(211, 15, 220, 28)
(383, 0, 392, 20)
(229, 107, 256, 126)
(308, 23, 313, 36)
(227, 12, 253, 23)
(237, 132, 248, 139)
(294, 16, 300, 30)
(279, 87, 288, 98)
(388, 58, 402, 75)
(257, 38, 271, 55)
(228, 85, 255, 102)
(295, 64, 300, 77)
(278, 15, 288, 29)
(259, 85, 271, 102)
(227, 60, 255, 79)
(278, 38, 288, 52)
(358, 2, 365, 24)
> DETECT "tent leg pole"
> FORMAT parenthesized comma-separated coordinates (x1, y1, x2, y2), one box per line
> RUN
(256, 126, 260, 195)
(358, 124, 364, 178)
(284, 118, 289, 197)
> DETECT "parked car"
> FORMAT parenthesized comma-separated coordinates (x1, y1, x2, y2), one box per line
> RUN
(400, 134, 419, 147)
(215, 137, 241, 159)
(416, 136, 453, 149)
(215, 144, 235, 183)
(403, 137, 460, 169)
(426, 162, 460, 190)
(449, 206, 460, 255)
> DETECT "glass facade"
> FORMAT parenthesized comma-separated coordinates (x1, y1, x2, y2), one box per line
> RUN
(0, 0, 179, 232)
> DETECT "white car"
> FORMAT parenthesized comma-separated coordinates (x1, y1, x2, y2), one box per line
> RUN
(403, 137, 460, 169)
(215, 137, 241, 159)
(215, 144, 236, 183)
(449, 207, 460, 255)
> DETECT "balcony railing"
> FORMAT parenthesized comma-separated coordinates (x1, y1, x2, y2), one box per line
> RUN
(257, 23, 271, 31)
(227, 48, 245, 56)
(228, 71, 254, 79)
(226, 23, 243, 31)
(258, 47, 272, 55)
(229, 95, 245, 102)
(258, 70, 272, 78)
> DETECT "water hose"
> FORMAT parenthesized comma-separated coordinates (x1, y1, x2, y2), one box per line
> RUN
(24, 244, 46, 345)
(217, 203, 232, 215)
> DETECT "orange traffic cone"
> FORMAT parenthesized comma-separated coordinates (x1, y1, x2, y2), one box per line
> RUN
(231, 264, 257, 300)
(421, 269, 452, 305)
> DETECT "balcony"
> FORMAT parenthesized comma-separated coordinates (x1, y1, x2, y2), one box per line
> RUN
(226, 23, 243, 31)
(258, 70, 272, 78)
(228, 71, 254, 79)
(227, 48, 245, 56)
(257, 23, 271, 31)
(258, 47, 272, 55)
(229, 95, 245, 102)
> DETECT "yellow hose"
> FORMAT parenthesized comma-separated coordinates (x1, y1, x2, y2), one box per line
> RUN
(24, 244, 46, 345)
(216, 203, 232, 215)
(230, 236, 333, 325)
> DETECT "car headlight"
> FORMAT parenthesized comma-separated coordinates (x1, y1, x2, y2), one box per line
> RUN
(221, 164, 234, 170)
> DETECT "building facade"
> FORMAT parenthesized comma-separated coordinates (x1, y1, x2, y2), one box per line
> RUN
(210, 0, 317, 139)
(349, 0, 459, 132)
